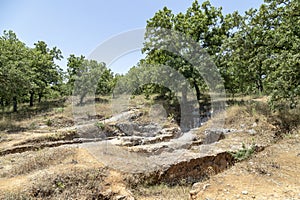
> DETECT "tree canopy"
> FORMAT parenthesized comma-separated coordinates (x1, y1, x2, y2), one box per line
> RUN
(0, 0, 299, 112)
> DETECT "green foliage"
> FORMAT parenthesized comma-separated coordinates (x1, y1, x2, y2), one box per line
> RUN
(219, 0, 300, 109)
(230, 143, 256, 161)
(1, 0, 299, 112)
(167, 113, 175, 121)
(96, 68, 115, 95)
(95, 122, 105, 130)
(46, 119, 52, 126)
(0, 30, 31, 111)
(0, 30, 64, 112)
(67, 55, 115, 104)
(54, 107, 64, 113)
(142, 1, 229, 103)
(66, 54, 85, 87)
(28, 41, 63, 106)
(28, 122, 38, 130)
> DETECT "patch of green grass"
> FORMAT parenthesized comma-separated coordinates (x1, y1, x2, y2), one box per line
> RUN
(54, 107, 64, 113)
(46, 118, 52, 126)
(95, 122, 105, 130)
(230, 143, 256, 161)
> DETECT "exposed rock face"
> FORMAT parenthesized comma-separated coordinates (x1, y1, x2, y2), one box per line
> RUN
(111, 125, 181, 148)
(203, 129, 226, 144)
(72, 108, 238, 186)
(157, 152, 234, 185)
(62, 108, 270, 188)
(115, 122, 162, 137)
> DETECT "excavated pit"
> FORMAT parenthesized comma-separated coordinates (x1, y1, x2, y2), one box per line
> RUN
(69, 109, 246, 186)
(0, 107, 268, 187)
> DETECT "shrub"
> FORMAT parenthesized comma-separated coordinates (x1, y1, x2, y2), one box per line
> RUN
(230, 143, 256, 161)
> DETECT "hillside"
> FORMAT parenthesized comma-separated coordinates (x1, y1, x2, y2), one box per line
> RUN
(0, 96, 299, 199)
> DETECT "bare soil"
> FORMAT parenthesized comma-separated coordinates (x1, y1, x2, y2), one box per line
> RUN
(0, 97, 299, 200)
(190, 132, 300, 200)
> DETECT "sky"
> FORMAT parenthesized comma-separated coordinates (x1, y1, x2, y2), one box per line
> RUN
(0, 0, 264, 74)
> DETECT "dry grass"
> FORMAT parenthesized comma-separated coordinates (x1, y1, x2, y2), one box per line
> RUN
(0, 119, 26, 133)
(0, 147, 76, 178)
(0, 132, 9, 143)
(13, 130, 78, 146)
(133, 184, 191, 200)
(0, 167, 108, 200)
(191, 129, 300, 199)
(1, 95, 299, 199)
(94, 101, 113, 119)
(28, 167, 108, 199)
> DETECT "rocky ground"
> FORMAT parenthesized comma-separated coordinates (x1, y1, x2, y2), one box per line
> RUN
(190, 133, 300, 200)
(0, 97, 299, 199)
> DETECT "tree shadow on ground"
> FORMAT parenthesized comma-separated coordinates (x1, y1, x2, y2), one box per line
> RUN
(0, 98, 67, 133)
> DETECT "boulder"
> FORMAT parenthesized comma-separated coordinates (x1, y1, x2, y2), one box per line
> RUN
(203, 129, 226, 144)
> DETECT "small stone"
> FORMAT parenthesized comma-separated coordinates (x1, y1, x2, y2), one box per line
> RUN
(190, 189, 199, 196)
(248, 129, 257, 135)
(71, 159, 78, 164)
(192, 182, 202, 189)
(203, 184, 210, 190)
(242, 190, 248, 195)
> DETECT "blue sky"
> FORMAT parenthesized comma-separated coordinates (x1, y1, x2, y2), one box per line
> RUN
(0, 0, 263, 74)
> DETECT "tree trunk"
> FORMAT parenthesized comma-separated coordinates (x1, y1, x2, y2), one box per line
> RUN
(257, 64, 264, 94)
(13, 96, 18, 112)
(181, 84, 187, 105)
(38, 93, 43, 103)
(257, 78, 263, 94)
(193, 82, 201, 113)
(193, 82, 201, 102)
(0, 98, 4, 113)
(80, 93, 87, 105)
(29, 91, 34, 107)
(0, 98, 4, 108)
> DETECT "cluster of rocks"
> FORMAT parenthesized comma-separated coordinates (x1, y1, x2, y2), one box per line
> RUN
(110, 122, 180, 147)
(72, 108, 263, 187)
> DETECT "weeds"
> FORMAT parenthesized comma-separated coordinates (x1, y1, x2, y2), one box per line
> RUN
(54, 107, 64, 113)
(95, 121, 105, 130)
(0, 120, 26, 132)
(230, 143, 256, 161)
(0, 147, 76, 178)
(29, 167, 108, 199)
(46, 118, 52, 126)
(28, 122, 37, 130)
